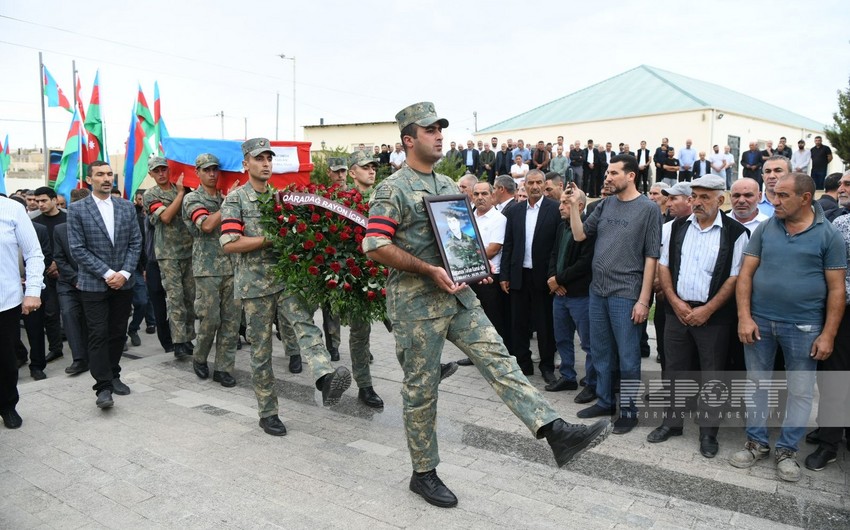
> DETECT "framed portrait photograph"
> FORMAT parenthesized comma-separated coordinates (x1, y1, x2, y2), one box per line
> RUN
(424, 194, 491, 284)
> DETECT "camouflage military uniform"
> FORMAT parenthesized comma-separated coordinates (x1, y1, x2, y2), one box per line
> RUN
(220, 183, 336, 418)
(143, 184, 196, 344)
(363, 162, 559, 473)
(183, 186, 238, 372)
(443, 231, 482, 273)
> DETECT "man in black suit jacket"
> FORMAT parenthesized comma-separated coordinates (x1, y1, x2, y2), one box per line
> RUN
(68, 162, 142, 408)
(693, 151, 712, 178)
(499, 170, 560, 381)
(636, 141, 652, 194)
(53, 220, 90, 375)
(582, 140, 600, 197)
(460, 140, 480, 175)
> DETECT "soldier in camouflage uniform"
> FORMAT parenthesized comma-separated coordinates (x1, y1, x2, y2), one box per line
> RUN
(363, 102, 613, 508)
(182, 153, 239, 388)
(142, 157, 196, 358)
(220, 138, 352, 437)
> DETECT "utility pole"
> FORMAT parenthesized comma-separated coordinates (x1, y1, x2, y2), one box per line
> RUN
(215, 111, 225, 139)
(38, 52, 48, 184)
(473, 111, 478, 132)
(275, 92, 279, 140)
(244, 117, 247, 139)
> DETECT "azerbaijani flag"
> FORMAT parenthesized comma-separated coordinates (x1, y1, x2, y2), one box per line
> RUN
(135, 84, 155, 141)
(75, 76, 86, 121)
(162, 137, 313, 191)
(0, 134, 10, 195)
(55, 109, 85, 204)
(83, 71, 108, 165)
(124, 108, 152, 199)
(42, 65, 73, 113)
(154, 81, 168, 156)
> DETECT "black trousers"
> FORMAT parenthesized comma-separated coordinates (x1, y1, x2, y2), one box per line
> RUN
(59, 289, 89, 362)
(638, 168, 650, 193)
(80, 289, 132, 394)
(662, 310, 732, 432)
(145, 261, 173, 351)
(22, 304, 46, 370)
(509, 269, 555, 373)
(43, 279, 63, 354)
(0, 305, 22, 412)
(653, 298, 668, 370)
(471, 281, 508, 346)
(815, 308, 850, 452)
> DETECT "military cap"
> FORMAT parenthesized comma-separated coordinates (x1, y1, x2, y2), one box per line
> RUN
(662, 182, 692, 197)
(690, 175, 726, 190)
(327, 157, 347, 171)
(348, 151, 378, 168)
(195, 153, 220, 169)
(148, 156, 168, 171)
(241, 137, 275, 158)
(395, 101, 449, 132)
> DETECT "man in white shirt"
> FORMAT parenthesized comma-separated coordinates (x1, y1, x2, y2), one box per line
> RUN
(708, 145, 727, 179)
(389, 142, 406, 171)
(729, 178, 769, 231)
(469, 182, 508, 346)
(791, 139, 811, 174)
(0, 196, 44, 429)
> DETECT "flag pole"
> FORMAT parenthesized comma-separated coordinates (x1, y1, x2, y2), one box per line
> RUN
(72, 60, 77, 109)
(39, 52, 49, 185)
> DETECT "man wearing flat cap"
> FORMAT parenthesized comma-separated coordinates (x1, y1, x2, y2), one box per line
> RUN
(142, 157, 196, 359)
(363, 102, 611, 509)
(648, 175, 749, 458)
(220, 138, 351, 437)
(182, 153, 239, 388)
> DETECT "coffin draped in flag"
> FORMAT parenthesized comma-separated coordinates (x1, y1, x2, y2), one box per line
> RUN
(162, 137, 313, 191)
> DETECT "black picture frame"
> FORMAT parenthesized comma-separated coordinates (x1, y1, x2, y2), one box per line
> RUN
(423, 194, 491, 284)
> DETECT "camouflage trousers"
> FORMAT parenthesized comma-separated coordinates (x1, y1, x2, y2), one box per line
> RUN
(159, 258, 196, 343)
(394, 302, 559, 472)
(193, 275, 239, 372)
(283, 308, 371, 388)
(242, 290, 336, 418)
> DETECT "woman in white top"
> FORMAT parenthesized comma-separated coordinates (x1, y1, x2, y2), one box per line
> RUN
(510, 154, 529, 184)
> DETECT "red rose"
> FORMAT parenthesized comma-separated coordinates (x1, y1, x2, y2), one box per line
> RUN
(366, 290, 376, 301)
(308, 204, 315, 212)
(330, 262, 342, 273)
(285, 203, 295, 211)
(274, 204, 282, 213)
(308, 185, 317, 194)
(325, 211, 333, 219)
(381, 288, 386, 297)
(354, 226, 364, 235)
(354, 234, 364, 244)
(313, 254, 325, 265)
(315, 233, 325, 242)
(344, 200, 352, 207)
(343, 282, 352, 292)
(345, 258, 356, 268)
(297, 222, 307, 233)
(311, 214, 321, 223)
(340, 233, 350, 241)
(327, 279, 338, 289)
(278, 227, 289, 237)
(329, 224, 338, 233)
(365, 260, 374, 267)
(303, 240, 316, 250)
(382, 269, 389, 277)
(350, 266, 362, 278)
(308, 266, 319, 275)
(369, 267, 378, 277)
(288, 214, 297, 224)
(325, 246, 337, 255)
(289, 254, 298, 262)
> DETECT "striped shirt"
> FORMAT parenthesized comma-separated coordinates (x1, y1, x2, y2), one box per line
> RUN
(0, 197, 44, 312)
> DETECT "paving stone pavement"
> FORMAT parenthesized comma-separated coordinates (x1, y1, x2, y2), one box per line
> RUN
(3, 317, 848, 529)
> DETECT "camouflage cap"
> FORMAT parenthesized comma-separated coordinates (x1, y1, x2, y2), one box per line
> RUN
(148, 156, 168, 171)
(241, 137, 275, 158)
(348, 151, 378, 168)
(395, 101, 449, 132)
(195, 153, 220, 169)
(327, 157, 347, 171)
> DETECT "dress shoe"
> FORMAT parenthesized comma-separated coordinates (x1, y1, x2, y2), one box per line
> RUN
(804, 446, 837, 471)
(288, 355, 303, 374)
(45, 350, 64, 363)
(540, 370, 557, 385)
(577, 404, 615, 419)
(165, 345, 175, 354)
(145, 325, 156, 334)
(699, 434, 719, 458)
(129, 331, 141, 347)
(213, 371, 236, 388)
(193, 361, 210, 379)
(112, 378, 131, 395)
(409, 469, 458, 508)
(96, 390, 114, 409)
(646, 425, 683, 443)
(30, 369, 46, 381)
(440, 362, 458, 381)
(259, 415, 287, 436)
(456, 358, 474, 366)
(174, 343, 191, 360)
(1, 409, 22, 429)
(329, 348, 340, 362)
(545, 377, 578, 392)
(544, 418, 613, 467)
(612, 415, 638, 435)
(358, 386, 384, 408)
(321, 366, 352, 406)
(805, 428, 820, 445)
(65, 360, 88, 375)
(519, 363, 534, 376)
(574, 386, 597, 404)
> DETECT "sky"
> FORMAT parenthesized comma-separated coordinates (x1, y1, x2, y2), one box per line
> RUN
(1, 0, 849, 156)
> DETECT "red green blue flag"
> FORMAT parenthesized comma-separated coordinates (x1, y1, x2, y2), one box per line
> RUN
(42, 66, 73, 113)
(55, 109, 85, 204)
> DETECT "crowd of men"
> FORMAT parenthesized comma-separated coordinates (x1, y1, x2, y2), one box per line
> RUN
(0, 117, 847, 508)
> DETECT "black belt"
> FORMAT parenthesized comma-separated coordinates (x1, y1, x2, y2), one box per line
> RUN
(683, 300, 706, 307)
